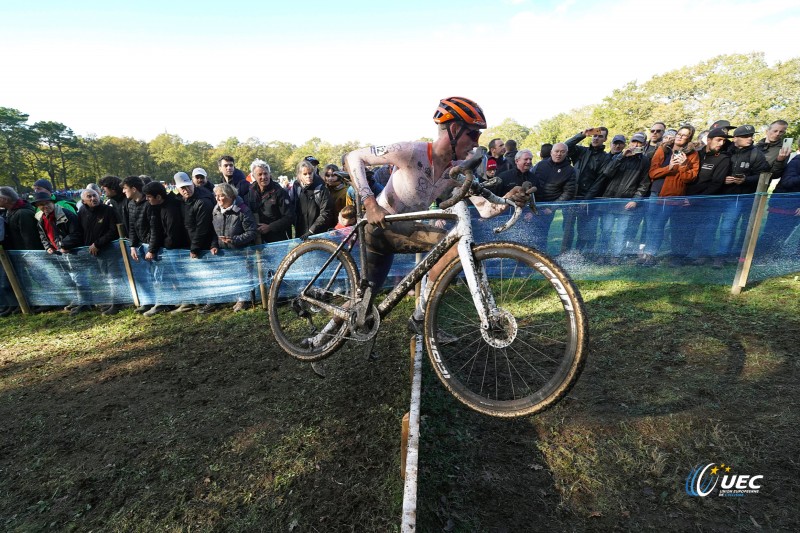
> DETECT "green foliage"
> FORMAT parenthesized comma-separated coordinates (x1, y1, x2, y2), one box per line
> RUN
(1, 53, 798, 189)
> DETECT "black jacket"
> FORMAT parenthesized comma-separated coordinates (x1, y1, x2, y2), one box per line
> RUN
(2, 200, 42, 250)
(565, 133, 610, 199)
(221, 168, 251, 200)
(531, 158, 577, 202)
(289, 175, 333, 238)
(125, 197, 150, 248)
(35, 205, 83, 252)
(686, 149, 730, 196)
(182, 186, 216, 254)
(148, 194, 189, 253)
(722, 144, 770, 194)
(589, 153, 650, 199)
(245, 179, 294, 243)
(78, 202, 119, 249)
(494, 166, 534, 197)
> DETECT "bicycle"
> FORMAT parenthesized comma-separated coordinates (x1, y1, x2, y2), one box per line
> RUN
(267, 162, 588, 417)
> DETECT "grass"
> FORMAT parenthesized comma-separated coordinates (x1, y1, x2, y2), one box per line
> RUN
(1, 277, 799, 532)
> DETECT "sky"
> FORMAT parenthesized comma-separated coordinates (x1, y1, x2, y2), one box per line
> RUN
(2, 0, 798, 147)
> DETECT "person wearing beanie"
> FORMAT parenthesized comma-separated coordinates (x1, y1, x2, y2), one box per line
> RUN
(33, 178, 77, 214)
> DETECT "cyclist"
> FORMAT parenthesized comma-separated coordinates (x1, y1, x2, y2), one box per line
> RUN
(343, 97, 532, 337)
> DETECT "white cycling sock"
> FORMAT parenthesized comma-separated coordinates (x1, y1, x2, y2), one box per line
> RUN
(412, 276, 428, 321)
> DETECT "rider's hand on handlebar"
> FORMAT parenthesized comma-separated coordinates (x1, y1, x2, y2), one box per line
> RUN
(504, 185, 536, 207)
(364, 197, 389, 228)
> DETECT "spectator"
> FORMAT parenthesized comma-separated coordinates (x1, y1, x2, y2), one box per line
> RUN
(494, 149, 534, 196)
(122, 176, 150, 263)
(662, 129, 677, 145)
(757, 155, 800, 257)
(99, 175, 126, 224)
(678, 128, 732, 266)
(175, 172, 215, 259)
(192, 167, 214, 193)
(31, 191, 88, 315)
(714, 124, 771, 262)
(142, 181, 192, 313)
(218, 155, 250, 199)
(211, 183, 258, 312)
(478, 138, 509, 179)
(0, 186, 42, 316)
(529, 142, 577, 251)
(644, 122, 666, 158)
(33, 178, 77, 214)
(245, 159, 293, 243)
(756, 120, 791, 181)
(609, 134, 627, 156)
(0, 186, 41, 251)
(323, 163, 348, 218)
(588, 132, 650, 264)
(503, 139, 518, 169)
(346, 169, 384, 208)
(304, 155, 320, 172)
(372, 164, 394, 187)
(334, 204, 356, 230)
(289, 160, 333, 238)
(484, 159, 498, 184)
(562, 126, 610, 255)
(640, 125, 700, 265)
(77, 188, 121, 313)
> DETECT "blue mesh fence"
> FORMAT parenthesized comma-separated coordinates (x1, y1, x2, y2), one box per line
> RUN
(2, 193, 799, 308)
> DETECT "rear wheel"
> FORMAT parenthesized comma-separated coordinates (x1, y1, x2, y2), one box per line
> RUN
(424, 242, 588, 417)
(268, 239, 358, 361)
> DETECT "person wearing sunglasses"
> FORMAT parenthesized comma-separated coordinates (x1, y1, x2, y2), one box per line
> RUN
(644, 122, 667, 158)
(342, 97, 532, 341)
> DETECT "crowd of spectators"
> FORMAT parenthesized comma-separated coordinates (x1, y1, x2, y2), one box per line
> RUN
(1, 120, 799, 317)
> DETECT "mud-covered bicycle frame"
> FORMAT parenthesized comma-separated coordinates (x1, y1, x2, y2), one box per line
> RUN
(293, 162, 528, 334)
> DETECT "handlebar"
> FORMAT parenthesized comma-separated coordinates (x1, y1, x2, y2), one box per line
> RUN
(442, 163, 538, 234)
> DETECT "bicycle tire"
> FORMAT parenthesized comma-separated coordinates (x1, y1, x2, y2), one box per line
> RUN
(424, 242, 588, 417)
(268, 239, 359, 362)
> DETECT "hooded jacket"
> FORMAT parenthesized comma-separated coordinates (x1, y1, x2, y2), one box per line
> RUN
(35, 204, 83, 252)
(221, 168, 251, 200)
(649, 140, 700, 197)
(125, 196, 151, 248)
(211, 202, 257, 250)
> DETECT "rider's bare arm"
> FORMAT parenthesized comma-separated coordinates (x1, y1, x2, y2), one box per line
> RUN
(345, 143, 416, 226)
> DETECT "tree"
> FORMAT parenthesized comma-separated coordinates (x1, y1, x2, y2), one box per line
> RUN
(32, 121, 79, 190)
(0, 107, 37, 189)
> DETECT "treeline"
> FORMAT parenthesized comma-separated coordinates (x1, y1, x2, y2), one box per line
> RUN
(1, 53, 798, 191)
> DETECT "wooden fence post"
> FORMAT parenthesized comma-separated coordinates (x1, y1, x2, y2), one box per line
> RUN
(116, 224, 140, 308)
(731, 172, 772, 295)
(0, 245, 32, 315)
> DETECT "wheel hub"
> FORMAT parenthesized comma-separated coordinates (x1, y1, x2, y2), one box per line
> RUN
(481, 308, 517, 348)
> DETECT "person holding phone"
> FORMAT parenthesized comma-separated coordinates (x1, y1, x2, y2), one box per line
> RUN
(756, 120, 792, 182)
(713, 124, 771, 265)
(638, 125, 700, 266)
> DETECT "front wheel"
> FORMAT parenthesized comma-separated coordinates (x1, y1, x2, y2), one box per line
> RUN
(268, 239, 358, 362)
(424, 242, 588, 417)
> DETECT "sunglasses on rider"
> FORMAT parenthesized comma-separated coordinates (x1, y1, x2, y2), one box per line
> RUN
(464, 128, 482, 142)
